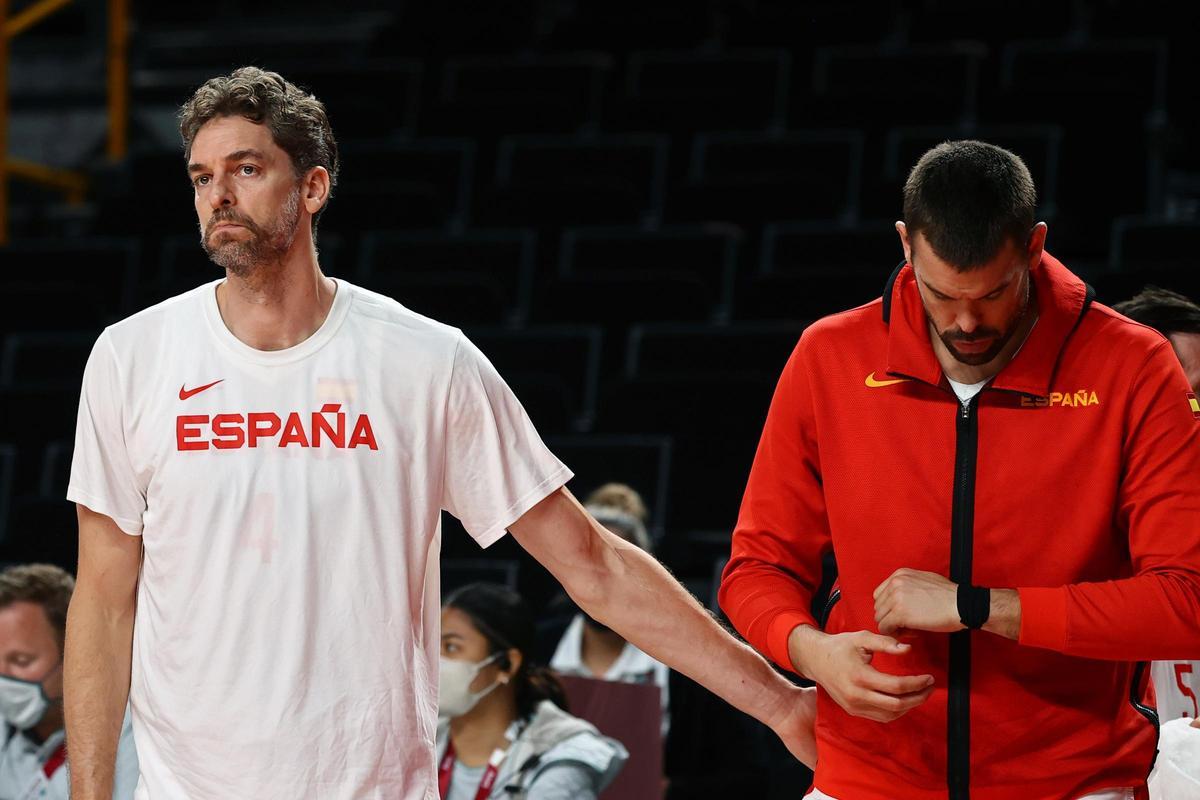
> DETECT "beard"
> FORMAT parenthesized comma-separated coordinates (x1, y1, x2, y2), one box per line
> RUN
(201, 187, 301, 279)
(935, 275, 1033, 366)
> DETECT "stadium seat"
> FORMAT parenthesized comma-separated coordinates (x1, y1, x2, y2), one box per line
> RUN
(465, 326, 603, 434)
(671, 130, 863, 225)
(1110, 216, 1200, 273)
(357, 229, 536, 326)
(0, 445, 13, 545)
(429, 54, 613, 136)
(544, 433, 673, 539)
(0, 238, 139, 334)
(804, 43, 987, 128)
(0, 332, 95, 391)
(40, 440, 72, 499)
(532, 224, 742, 330)
(609, 49, 791, 134)
(483, 134, 669, 227)
(325, 139, 476, 232)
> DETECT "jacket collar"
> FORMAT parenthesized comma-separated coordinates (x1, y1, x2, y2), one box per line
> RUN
(882, 251, 1095, 398)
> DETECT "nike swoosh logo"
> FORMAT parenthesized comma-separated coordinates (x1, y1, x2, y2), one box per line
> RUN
(179, 379, 224, 400)
(865, 372, 910, 388)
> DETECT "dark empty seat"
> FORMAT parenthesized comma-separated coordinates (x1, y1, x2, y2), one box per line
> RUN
(805, 43, 986, 128)
(545, 434, 673, 538)
(41, 440, 72, 499)
(1110, 217, 1200, 273)
(671, 131, 862, 224)
(430, 54, 612, 136)
(357, 229, 536, 326)
(466, 326, 603, 434)
(725, 0, 896, 48)
(482, 134, 668, 227)
(0, 238, 139, 333)
(547, 0, 716, 51)
(0, 444, 13, 544)
(610, 49, 790, 133)
(0, 332, 95, 391)
(624, 322, 805, 381)
(324, 139, 476, 232)
(533, 224, 742, 328)
(0, 496, 77, 572)
(735, 222, 897, 321)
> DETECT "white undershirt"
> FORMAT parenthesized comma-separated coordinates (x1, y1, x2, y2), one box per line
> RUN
(947, 377, 988, 402)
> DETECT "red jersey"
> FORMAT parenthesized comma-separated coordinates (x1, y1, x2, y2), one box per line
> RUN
(719, 253, 1200, 800)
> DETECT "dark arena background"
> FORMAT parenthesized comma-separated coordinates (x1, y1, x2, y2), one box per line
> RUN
(1, 0, 1197, 796)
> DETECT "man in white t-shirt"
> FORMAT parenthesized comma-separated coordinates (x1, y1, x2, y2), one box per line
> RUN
(61, 67, 817, 800)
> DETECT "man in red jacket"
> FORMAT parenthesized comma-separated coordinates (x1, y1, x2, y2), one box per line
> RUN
(719, 140, 1200, 800)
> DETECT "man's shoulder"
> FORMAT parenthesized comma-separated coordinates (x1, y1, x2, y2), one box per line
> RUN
(796, 297, 887, 355)
(340, 280, 465, 348)
(1079, 300, 1173, 363)
(99, 280, 216, 352)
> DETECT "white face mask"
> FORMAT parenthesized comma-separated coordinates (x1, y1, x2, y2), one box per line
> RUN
(0, 661, 62, 730)
(438, 653, 503, 719)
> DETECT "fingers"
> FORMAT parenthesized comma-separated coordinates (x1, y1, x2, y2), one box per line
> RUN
(857, 666, 935, 696)
(852, 631, 911, 656)
(852, 685, 936, 722)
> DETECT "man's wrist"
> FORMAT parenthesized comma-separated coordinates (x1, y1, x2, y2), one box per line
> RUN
(981, 588, 1021, 640)
(786, 623, 825, 680)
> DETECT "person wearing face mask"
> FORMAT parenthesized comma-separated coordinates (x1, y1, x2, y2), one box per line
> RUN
(438, 583, 627, 800)
(0, 564, 137, 800)
(547, 499, 671, 737)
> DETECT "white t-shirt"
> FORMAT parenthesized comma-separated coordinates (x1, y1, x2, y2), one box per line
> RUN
(67, 279, 572, 800)
(1152, 660, 1200, 722)
(947, 376, 988, 402)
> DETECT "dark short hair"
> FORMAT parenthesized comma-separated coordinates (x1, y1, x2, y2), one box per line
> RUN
(178, 66, 339, 227)
(0, 564, 75, 649)
(903, 140, 1037, 270)
(443, 582, 568, 718)
(1112, 286, 1200, 335)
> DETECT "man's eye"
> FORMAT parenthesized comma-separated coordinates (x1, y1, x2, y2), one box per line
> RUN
(194, 176, 210, 187)
(240, 165, 257, 175)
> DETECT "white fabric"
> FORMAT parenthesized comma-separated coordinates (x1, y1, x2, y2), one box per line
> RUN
(549, 613, 670, 735)
(947, 376, 988, 402)
(805, 789, 1133, 799)
(0, 707, 138, 800)
(1148, 718, 1200, 799)
(1151, 660, 1200, 722)
(67, 279, 571, 800)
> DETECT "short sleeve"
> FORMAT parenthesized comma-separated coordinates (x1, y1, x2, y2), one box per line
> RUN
(66, 332, 147, 536)
(441, 333, 572, 547)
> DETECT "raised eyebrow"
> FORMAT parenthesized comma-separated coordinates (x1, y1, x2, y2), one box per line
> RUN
(186, 150, 266, 174)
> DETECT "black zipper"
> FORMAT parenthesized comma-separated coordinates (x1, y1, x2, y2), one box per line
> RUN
(818, 588, 842, 630)
(1129, 661, 1160, 776)
(948, 394, 979, 799)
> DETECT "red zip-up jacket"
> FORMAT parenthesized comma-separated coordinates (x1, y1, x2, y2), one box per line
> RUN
(719, 253, 1200, 800)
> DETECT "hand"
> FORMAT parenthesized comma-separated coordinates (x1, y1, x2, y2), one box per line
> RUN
(873, 568, 963, 636)
(788, 625, 935, 723)
(769, 685, 818, 768)
(1192, 717, 1200, 729)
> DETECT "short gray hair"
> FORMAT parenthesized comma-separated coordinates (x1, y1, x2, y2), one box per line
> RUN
(587, 504, 651, 552)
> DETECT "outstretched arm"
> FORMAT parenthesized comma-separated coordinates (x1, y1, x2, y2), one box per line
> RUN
(510, 487, 817, 766)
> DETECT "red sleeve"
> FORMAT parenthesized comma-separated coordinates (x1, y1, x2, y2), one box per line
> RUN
(718, 335, 832, 672)
(1019, 340, 1200, 658)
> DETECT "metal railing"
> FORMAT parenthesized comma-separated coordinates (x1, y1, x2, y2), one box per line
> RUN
(0, 0, 127, 245)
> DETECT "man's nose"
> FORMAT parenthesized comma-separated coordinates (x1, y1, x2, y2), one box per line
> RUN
(208, 175, 235, 209)
(955, 306, 981, 334)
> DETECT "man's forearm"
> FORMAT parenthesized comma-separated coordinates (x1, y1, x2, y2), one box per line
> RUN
(982, 588, 1020, 640)
(65, 585, 136, 800)
(512, 491, 799, 730)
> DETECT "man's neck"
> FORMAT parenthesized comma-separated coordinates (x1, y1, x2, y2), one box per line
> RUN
(215, 231, 336, 352)
(580, 621, 626, 678)
(448, 690, 518, 768)
(30, 705, 64, 747)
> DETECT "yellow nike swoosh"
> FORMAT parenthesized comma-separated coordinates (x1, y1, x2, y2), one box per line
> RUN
(865, 372, 910, 388)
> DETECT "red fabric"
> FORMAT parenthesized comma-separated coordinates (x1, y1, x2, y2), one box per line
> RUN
(719, 253, 1200, 799)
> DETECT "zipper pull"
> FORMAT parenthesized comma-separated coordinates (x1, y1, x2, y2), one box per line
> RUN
(961, 398, 971, 419)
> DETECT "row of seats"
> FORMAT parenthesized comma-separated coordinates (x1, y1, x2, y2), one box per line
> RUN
(5, 217, 1196, 334)
(120, 40, 1171, 140)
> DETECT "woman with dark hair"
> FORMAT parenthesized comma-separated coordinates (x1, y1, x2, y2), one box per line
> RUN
(438, 583, 627, 800)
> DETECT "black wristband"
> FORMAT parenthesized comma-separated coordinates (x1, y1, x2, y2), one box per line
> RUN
(957, 584, 991, 629)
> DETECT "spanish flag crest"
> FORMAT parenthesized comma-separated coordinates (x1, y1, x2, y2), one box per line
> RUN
(1188, 392, 1200, 420)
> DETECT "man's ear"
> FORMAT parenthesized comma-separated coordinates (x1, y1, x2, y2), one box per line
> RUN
(303, 166, 331, 217)
(1026, 222, 1048, 268)
(895, 221, 913, 265)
